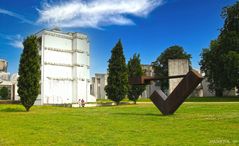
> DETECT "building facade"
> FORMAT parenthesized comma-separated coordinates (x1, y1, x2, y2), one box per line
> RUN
(0, 59, 17, 100)
(168, 59, 189, 94)
(91, 73, 108, 99)
(141, 65, 157, 98)
(0, 59, 8, 72)
(35, 29, 95, 105)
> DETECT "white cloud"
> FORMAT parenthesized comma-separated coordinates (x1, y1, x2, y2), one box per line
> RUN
(10, 39, 24, 49)
(0, 8, 33, 24)
(0, 33, 23, 49)
(37, 0, 163, 28)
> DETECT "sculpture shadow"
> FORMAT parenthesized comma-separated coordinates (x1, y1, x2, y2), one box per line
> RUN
(111, 112, 173, 117)
(0, 107, 25, 112)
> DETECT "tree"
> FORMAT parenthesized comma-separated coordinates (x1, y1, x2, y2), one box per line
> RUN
(200, 2, 239, 96)
(0, 87, 9, 100)
(105, 40, 128, 105)
(127, 54, 145, 104)
(200, 40, 225, 96)
(18, 35, 41, 111)
(152, 45, 191, 92)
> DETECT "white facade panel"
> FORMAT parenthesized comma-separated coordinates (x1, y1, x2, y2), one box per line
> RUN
(44, 79, 73, 104)
(44, 50, 72, 65)
(44, 35, 72, 51)
(44, 65, 72, 79)
(77, 67, 89, 79)
(77, 39, 89, 52)
(77, 53, 89, 65)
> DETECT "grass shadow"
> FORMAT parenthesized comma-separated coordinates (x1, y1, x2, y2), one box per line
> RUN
(0, 108, 26, 112)
(111, 112, 173, 117)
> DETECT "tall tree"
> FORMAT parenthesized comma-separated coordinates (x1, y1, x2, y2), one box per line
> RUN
(0, 87, 9, 100)
(200, 2, 239, 96)
(105, 40, 128, 105)
(127, 54, 145, 104)
(152, 45, 191, 92)
(18, 35, 41, 111)
(200, 40, 225, 96)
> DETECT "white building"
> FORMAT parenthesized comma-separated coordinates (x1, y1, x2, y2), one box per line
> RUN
(0, 59, 19, 100)
(10, 73, 20, 101)
(91, 73, 108, 99)
(35, 28, 95, 105)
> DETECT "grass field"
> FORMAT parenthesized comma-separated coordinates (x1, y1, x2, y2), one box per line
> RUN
(96, 97, 239, 103)
(0, 101, 239, 145)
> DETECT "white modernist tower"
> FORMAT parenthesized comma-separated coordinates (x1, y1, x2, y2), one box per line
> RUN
(36, 29, 95, 105)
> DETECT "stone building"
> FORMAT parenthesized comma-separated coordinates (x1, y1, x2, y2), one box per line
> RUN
(0, 59, 7, 72)
(35, 28, 95, 105)
(0, 59, 16, 100)
(10, 73, 20, 100)
(168, 59, 189, 94)
(141, 64, 157, 98)
(91, 73, 108, 99)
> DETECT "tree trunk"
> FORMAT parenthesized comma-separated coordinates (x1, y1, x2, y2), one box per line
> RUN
(134, 100, 136, 104)
(25, 106, 30, 112)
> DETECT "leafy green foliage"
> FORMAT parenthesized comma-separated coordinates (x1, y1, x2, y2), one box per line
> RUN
(0, 87, 9, 100)
(127, 54, 145, 104)
(18, 35, 41, 111)
(152, 45, 191, 92)
(200, 40, 225, 96)
(200, 2, 239, 96)
(105, 40, 128, 105)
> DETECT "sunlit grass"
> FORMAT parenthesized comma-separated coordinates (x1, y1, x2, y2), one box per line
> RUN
(0, 102, 239, 145)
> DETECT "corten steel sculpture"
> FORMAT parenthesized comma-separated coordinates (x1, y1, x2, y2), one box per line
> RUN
(129, 70, 203, 115)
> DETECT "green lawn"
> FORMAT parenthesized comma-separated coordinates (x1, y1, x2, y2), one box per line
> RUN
(0, 102, 239, 145)
(96, 96, 239, 104)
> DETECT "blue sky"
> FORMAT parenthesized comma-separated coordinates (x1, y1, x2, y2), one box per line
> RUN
(0, 0, 237, 76)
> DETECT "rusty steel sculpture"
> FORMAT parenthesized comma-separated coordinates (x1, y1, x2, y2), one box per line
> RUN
(129, 70, 203, 115)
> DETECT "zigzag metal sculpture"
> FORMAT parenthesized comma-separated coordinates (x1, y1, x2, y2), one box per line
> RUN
(129, 70, 203, 115)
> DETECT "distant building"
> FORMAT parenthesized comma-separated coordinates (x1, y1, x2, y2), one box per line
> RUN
(141, 64, 157, 98)
(141, 64, 154, 77)
(35, 28, 95, 105)
(201, 72, 238, 97)
(91, 73, 108, 99)
(0, 59, 16, 100)
(10, 73, 20, 100)
(0, 59, 7, 72)
(0, 72, 10, 80)
(91, 65, 158, 100)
